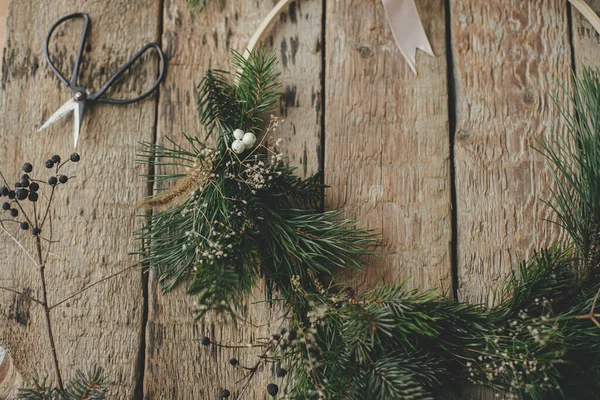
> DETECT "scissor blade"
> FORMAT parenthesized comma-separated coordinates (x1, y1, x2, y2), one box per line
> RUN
(38, 98, 78, 132)
(73, 101, 85, 148)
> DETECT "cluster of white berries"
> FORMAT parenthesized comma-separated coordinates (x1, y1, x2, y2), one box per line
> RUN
(231, 128, 257, 154)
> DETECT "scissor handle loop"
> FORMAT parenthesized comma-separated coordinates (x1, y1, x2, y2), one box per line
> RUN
(44, 12, 90, 89)
(89, 43, 166, 105)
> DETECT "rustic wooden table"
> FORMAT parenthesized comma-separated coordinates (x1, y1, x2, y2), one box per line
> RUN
(0, 0, 598, 399)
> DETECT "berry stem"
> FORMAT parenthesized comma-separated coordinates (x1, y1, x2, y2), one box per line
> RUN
(34, 232, 64, 391)
(40, 186, 55, 228)
(49, 263, 138, 310)
(0, 285, 43, 305)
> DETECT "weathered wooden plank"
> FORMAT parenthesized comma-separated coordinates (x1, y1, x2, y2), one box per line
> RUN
(0, 1, 161, 397)
(451, 0, 572, 306)
(451, 3, 572, 398)
(0, 0, 7, 71)
(572, 0, 600, 69)
(324, 0, 452, 293)
(144, 1, 322, 398)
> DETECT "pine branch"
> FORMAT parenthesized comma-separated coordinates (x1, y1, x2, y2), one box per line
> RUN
(18, 368, 106, 400)
(536, 68, 600, 282)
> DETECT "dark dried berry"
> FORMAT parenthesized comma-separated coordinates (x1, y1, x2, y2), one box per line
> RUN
(2, 202, 10, 210)
(267, 383, 279, 396)
(15, 189, 28, 201)
(70, 153, 80, 162)
(7, 191, 15, 199)
(21, 174, 30, 181)
(0, 187, 8, 196)
(272, 334, 280, 341)
(229, 358, 238, 366)
(201, 337, 211, 346)
(29, 182, 39, 192)
(14, 182, 22, 188)
(221, 389, 231, 398)
(20, 222, 29, 230)
(28, 192, 39, 202)
(59, 175, 68, 184)
(276, 367, 287, 378)
(22, 163, 33, 173)
(10, 208, 18, 218)
(48, 177, 58, 186)
(32, 227, 41, 236)
(21, 179, 30, 188)
(51, 155, 61, 164)
(45, 160, 55, 169)
(280, 328, 287, 335)
(288, 331, 297, 341)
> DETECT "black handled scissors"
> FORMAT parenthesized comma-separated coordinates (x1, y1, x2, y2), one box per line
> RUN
(39, 13, 166, 148)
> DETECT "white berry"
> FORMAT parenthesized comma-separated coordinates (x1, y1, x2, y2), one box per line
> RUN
(242, 132, 257, 147)
(233, 129, 245, 140)
(231, 139, 246, 154)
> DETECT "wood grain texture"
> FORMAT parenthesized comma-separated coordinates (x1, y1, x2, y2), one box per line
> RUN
(324, 0, 452, 293)
(0, 0, 8, 71)
(572, 0, 600, 69)
(451, 0, 572, 306)
(0, 0, 160, 397)
(143, 0, 322, 398)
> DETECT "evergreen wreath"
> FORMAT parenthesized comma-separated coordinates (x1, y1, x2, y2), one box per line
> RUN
(137, 51, 600, 399)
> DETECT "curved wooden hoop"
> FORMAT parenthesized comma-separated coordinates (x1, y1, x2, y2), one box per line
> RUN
(244, 0, 600, 60)
(570, 0, 600, 35)
(0, 351, 22, 398)
(244, 0, 293, 59)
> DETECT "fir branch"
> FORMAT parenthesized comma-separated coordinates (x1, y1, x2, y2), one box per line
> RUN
(139, 51, 600, 399)
(536, 68, 600, 282)
(232, 49, 281, 127)
(198, 69, 238, 140)
(18, 368, 106, 400)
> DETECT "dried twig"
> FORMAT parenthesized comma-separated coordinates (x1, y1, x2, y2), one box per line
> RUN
(49, 263, 139, 310)
(0, 285, 43, 305)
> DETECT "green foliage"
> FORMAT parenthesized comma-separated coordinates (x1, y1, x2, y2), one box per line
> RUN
(274, 70, 600, 399)
(137, 50, 375, 321)
(535, 68, 600, 284)
(137, 48, 600, 398)
(198, 50, 281, 150)
(18, 367, 106, 400)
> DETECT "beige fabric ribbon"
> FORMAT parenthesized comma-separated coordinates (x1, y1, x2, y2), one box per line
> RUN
(381, 0, 434, 74)
(245, 0, 434, 74)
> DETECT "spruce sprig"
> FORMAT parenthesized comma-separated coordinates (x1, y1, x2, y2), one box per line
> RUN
(137, 50, 375, 321)
(198, 49, 281, 150)
(18, 367, 106, 400)
(536, 68, 600, 285)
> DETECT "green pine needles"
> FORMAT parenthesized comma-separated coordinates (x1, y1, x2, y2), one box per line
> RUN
(18, 367, 106, 400)
(137, 50, 375, 320)
(137, 51, 600, 399)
